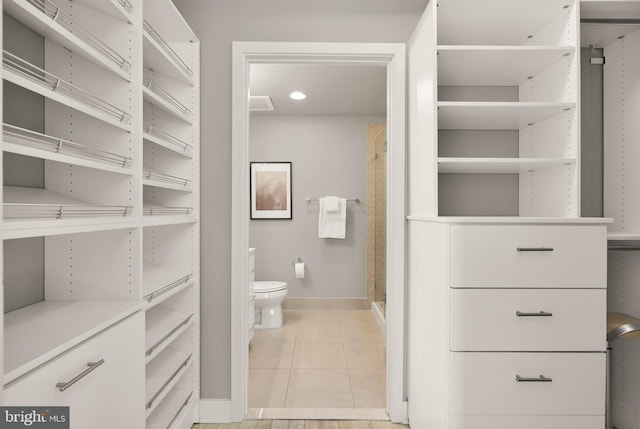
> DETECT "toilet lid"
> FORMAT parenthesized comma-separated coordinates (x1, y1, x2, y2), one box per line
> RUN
(254, 281, 287, 292)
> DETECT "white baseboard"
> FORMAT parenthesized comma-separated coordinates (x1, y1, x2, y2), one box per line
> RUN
(199, 399, 232, 423)
(371, 302, 386, 335)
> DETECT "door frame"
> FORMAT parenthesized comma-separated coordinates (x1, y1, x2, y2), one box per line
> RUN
(230, 41, 407, 422)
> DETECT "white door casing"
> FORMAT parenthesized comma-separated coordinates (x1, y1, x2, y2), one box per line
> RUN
(231, 42, 407, 422)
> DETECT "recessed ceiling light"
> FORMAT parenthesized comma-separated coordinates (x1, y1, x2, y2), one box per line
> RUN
(289, 91, 307, 101)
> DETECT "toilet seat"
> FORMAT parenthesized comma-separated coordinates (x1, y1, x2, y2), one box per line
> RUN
(254, 281, 287, 293)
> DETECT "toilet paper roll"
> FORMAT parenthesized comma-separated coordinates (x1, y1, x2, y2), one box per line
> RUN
(294, 262, 305, 279)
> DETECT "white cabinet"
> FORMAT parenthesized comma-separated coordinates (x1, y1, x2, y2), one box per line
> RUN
(5, 312, 145, 429)
(407, 220, 608, 429)
(1, 0, 200, 427)
(407, 1, 609, 427)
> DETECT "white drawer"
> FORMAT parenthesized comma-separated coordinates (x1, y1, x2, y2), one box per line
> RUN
(450, 352, 605, 416)
(450, 225, 607, 288)
(5, 312, 145, 429)
(451, 415, 604, 429)
(451, 289, 606, 351)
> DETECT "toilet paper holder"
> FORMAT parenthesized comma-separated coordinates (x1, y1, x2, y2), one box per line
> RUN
(291, 256, 303, 266)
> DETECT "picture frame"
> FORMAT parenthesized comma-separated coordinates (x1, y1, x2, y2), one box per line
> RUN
(250, 162, 292, 220)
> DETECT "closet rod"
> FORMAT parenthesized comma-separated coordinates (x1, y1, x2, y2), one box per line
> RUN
(608, 245, 640, 251)
(581, 18, 640, 25)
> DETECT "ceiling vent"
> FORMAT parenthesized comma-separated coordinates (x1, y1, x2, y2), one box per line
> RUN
(250, 95, 275, 112)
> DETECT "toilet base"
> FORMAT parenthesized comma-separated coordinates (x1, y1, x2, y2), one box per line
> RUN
(255, 305, 283, 329)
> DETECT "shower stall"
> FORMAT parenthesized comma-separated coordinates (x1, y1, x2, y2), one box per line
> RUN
(368, 124, 387, 323)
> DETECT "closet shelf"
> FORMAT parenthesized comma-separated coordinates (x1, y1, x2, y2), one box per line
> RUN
(437, 46, 575, 86)
(607, 233, 640, 241)
(144, 122, 193, 158)
(143, 214, 197, 227)
(4, 0, 131, 81)
(4, 186, 132, 221)
(146, 305, 193, 361)
(3, 300, 141, 384)
(143, 0, 197, 43)
(437, 0, 576, 45)
(145, 349, 193, 416)
(438, 101, 575, 130)
(3, 124, 134, 174)
(143, 169, 193, 191)
(143, 77, 193, 124)
(143, 264, 193, 303)
(143, 20, 193, 83)
(581, 23, 640, 49)
(146, 388, 193, 429)
(438, 157, 576, 174)
(57, 0, 132, 23)
(3, 51, 132, 131)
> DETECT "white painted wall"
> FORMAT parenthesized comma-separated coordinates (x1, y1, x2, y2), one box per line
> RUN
(250, 115, 383, 299)
(173, 0, 426, 399)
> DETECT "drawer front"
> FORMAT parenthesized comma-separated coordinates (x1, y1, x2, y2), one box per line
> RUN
(450, 225, 606, 288)
(451, 289, 606, 351)
(451, 415, 604, 429)
(450, 352, 605, 416)
(5, 312, 145, 429)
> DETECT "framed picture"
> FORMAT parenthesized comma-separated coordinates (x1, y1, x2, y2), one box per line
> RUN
(250, 162, 292, 219)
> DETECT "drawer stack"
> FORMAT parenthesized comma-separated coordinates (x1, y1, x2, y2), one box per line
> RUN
(407, 220, 608, 429)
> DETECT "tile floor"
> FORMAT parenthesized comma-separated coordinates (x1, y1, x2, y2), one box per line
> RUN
(249, 309, 386, 410)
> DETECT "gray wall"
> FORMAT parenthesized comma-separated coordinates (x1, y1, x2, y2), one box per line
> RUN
(3, 13, 45, 188)
(581, 47, 604, 217)
(173, 0, 426, 399)
(250, 115, 382, 299)
(3, 14, 45, 313)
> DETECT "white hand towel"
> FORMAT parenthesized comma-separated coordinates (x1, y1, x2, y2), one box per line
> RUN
(324, 196, 340, 213)
(318, 197, 346, 239)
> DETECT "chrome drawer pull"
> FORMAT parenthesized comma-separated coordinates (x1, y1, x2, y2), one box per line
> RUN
(517, 247, 554, 252)
(56, 359, 105, 392)
(516, 374, 553, 383)
(516, 311, 553, 317)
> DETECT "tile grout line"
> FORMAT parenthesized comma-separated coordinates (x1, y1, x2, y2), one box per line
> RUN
(341, 317, 358, 409)
(283, 313, 300, 408)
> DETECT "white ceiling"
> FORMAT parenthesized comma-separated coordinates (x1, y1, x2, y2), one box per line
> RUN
(250, 63, 387, 116)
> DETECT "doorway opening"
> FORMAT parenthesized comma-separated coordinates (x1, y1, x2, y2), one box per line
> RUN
(231, 42, 407, 423)
(246, 63, 387, 418)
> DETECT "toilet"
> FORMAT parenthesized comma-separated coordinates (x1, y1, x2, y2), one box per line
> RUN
(253, 281, 288, 329)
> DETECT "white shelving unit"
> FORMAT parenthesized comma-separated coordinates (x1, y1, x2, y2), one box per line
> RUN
(142, 1, 200, 427)
(407, 1, 610, 428)
(411, 0, 580, 218)
(1, 0, 200, 427)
